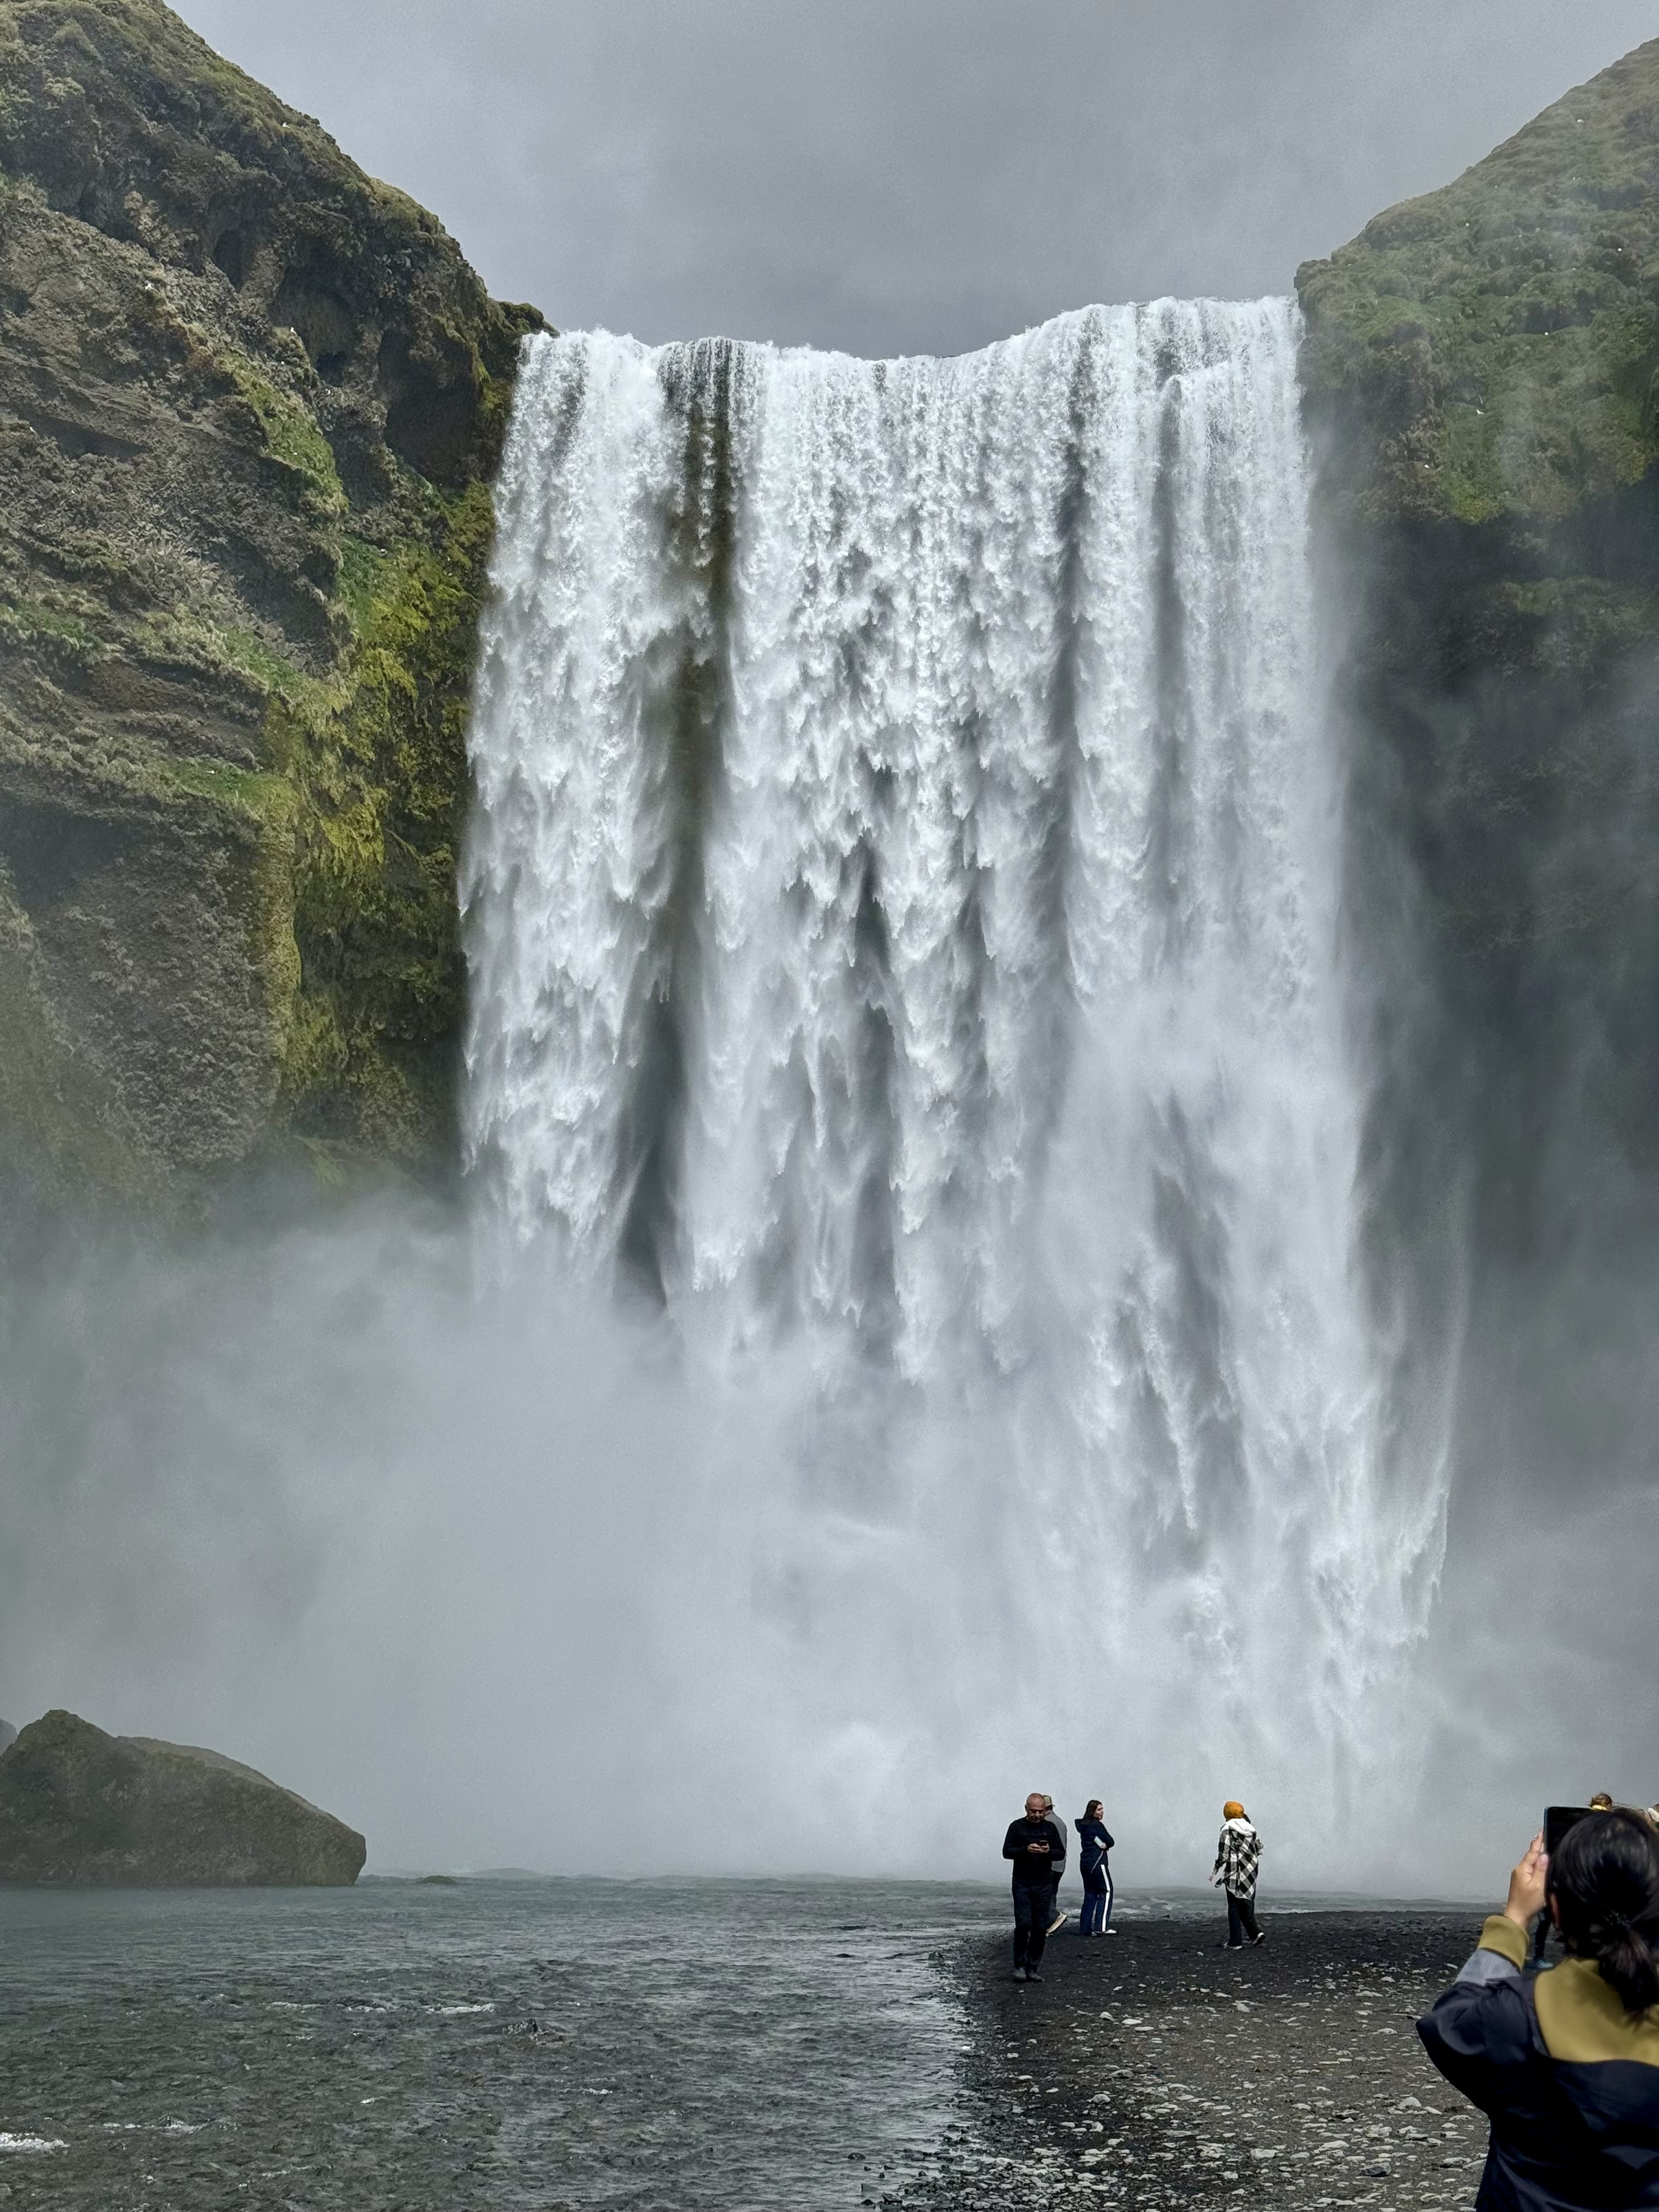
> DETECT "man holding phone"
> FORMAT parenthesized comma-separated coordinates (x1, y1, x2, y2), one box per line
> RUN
(1003, 1792, 1059, 1981)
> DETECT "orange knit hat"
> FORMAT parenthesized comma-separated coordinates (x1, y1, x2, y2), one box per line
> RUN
(1223, 1800, 1246, 1820)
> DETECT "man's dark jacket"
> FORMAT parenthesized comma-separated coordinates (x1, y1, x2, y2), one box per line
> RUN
(1003, 1817, 1060, 1887)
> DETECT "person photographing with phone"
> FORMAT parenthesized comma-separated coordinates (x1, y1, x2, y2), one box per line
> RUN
(1418, 1807, 1659, 2208)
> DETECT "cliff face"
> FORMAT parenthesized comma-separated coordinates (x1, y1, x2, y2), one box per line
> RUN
(0, 0, 541, 1194)
(1299, 42, 1659, 1323)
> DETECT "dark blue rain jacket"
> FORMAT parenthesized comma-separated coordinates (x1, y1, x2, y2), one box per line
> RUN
(1418, 1915, 1659, 2210)
(1074, 1816, 1114, 1877)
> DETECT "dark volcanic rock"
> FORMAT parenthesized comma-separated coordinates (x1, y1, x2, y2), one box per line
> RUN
(0, 1707, 366, 1884)
(0, 0, 544, 1195)
(1297, 40, 1659, 1479)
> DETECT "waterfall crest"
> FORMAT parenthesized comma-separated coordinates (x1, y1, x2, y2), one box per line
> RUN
(462, 304, 1443, 1833)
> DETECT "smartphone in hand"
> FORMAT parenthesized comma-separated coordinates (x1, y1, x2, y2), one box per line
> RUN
(1544, 1805, 1592, 1861)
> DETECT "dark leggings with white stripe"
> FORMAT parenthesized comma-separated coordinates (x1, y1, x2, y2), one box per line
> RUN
(1081, 1867, 1113, 1934)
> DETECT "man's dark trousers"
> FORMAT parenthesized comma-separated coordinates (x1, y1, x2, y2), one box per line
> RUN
(1013, 1882, 1050, 1970)
(1226, 1891, 1260, 1945)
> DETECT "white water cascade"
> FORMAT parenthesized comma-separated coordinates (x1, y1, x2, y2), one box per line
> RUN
(461, 304, 1446, 1870)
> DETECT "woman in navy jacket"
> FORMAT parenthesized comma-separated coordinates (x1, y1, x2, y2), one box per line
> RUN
(1418, 1808, 1659, 2209)
(1075, 1800, 1116, 1937)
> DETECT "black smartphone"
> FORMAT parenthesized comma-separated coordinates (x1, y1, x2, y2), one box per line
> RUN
(1544, 1804, 1592, 1859)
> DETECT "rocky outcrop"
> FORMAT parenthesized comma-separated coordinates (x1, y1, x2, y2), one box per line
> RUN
(0, 1718, 16, 1754)
(0, 0, 543, 1196)
(1298, 42, 1659, 1300)
(0, 1708, 366, 1884)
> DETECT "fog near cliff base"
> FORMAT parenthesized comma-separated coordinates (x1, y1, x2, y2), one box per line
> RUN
(2, 1190, 1655, 1891)
(176, 0, 1659, 354)
(1334, 617, 1659, 1852)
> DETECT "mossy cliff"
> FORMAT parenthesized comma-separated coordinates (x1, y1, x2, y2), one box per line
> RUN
(1299, 41, 1659, 1278)
(0, 0, 543, 1194)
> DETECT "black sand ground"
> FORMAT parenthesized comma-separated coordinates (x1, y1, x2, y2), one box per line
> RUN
(888, 1911, 1494, 2211)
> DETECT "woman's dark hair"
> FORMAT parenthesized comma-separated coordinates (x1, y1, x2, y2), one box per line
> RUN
(1083, 1799, 1103, 1820)
(1549, 1810, 1659, 2013)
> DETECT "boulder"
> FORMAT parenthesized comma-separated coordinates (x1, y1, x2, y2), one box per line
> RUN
(0, 1709, 365, 1885)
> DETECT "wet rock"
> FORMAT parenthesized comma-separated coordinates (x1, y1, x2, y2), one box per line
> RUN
(0, 0, 544, 1195)
(0, 1708, 365, 1886)
(1297, 34, 1659, 1418)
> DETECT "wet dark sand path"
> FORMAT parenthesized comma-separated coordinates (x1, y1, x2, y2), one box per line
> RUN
(894, 1911, 1493, 2210)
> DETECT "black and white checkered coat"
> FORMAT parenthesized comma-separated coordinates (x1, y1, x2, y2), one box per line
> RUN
(1212, 1818, 1262, 1898)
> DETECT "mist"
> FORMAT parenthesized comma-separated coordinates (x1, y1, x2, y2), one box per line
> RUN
(2, 1175, 1651, 1897)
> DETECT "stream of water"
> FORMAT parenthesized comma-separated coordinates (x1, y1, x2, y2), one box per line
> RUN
(459, 304, 1447, 1855)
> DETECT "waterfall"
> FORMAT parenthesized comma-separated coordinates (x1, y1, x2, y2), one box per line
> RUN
(461, 304, 1444, 1854)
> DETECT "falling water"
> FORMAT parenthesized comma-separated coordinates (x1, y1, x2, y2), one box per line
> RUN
(461, 305, 1446, 1862)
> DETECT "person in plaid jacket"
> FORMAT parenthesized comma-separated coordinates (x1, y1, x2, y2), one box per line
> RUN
(1211, 1801, 1265, 1948)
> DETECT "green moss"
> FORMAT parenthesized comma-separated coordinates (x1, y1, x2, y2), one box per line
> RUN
(222, 359, 346, 526)
(109, 479, 499, 1173)
(158, 755, 292, 816)
(1441, 404, 1503, 521)
(0, 588, 103, 656)
(274, 478, 498, 1161)
(336, 533, 388, 633)
(123, 281, 347, 534)
(211, 627, 330, 715)
(124, 605, 318, 708)
(34, 529, 153, 606)
(1434, 577, 1658, 692)
(1300, 37, 1659, 526)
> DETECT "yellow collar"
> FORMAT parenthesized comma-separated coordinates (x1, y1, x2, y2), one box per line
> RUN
(1536, 1957, 1659, 2068)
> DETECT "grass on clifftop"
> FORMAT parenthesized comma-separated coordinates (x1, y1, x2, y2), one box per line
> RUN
(1299, 35, 1659, 524)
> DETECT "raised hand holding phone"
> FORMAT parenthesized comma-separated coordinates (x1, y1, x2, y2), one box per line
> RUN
(1503, 1831, 1548, 1929)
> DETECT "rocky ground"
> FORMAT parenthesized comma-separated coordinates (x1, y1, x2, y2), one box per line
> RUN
(886, 1911, 1493, 2211)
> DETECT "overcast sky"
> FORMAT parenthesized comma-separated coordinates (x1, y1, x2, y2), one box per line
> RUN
(175, 1, 1658, 357)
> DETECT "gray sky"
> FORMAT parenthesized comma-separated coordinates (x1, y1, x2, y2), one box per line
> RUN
(175, 2, 1659, 360)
